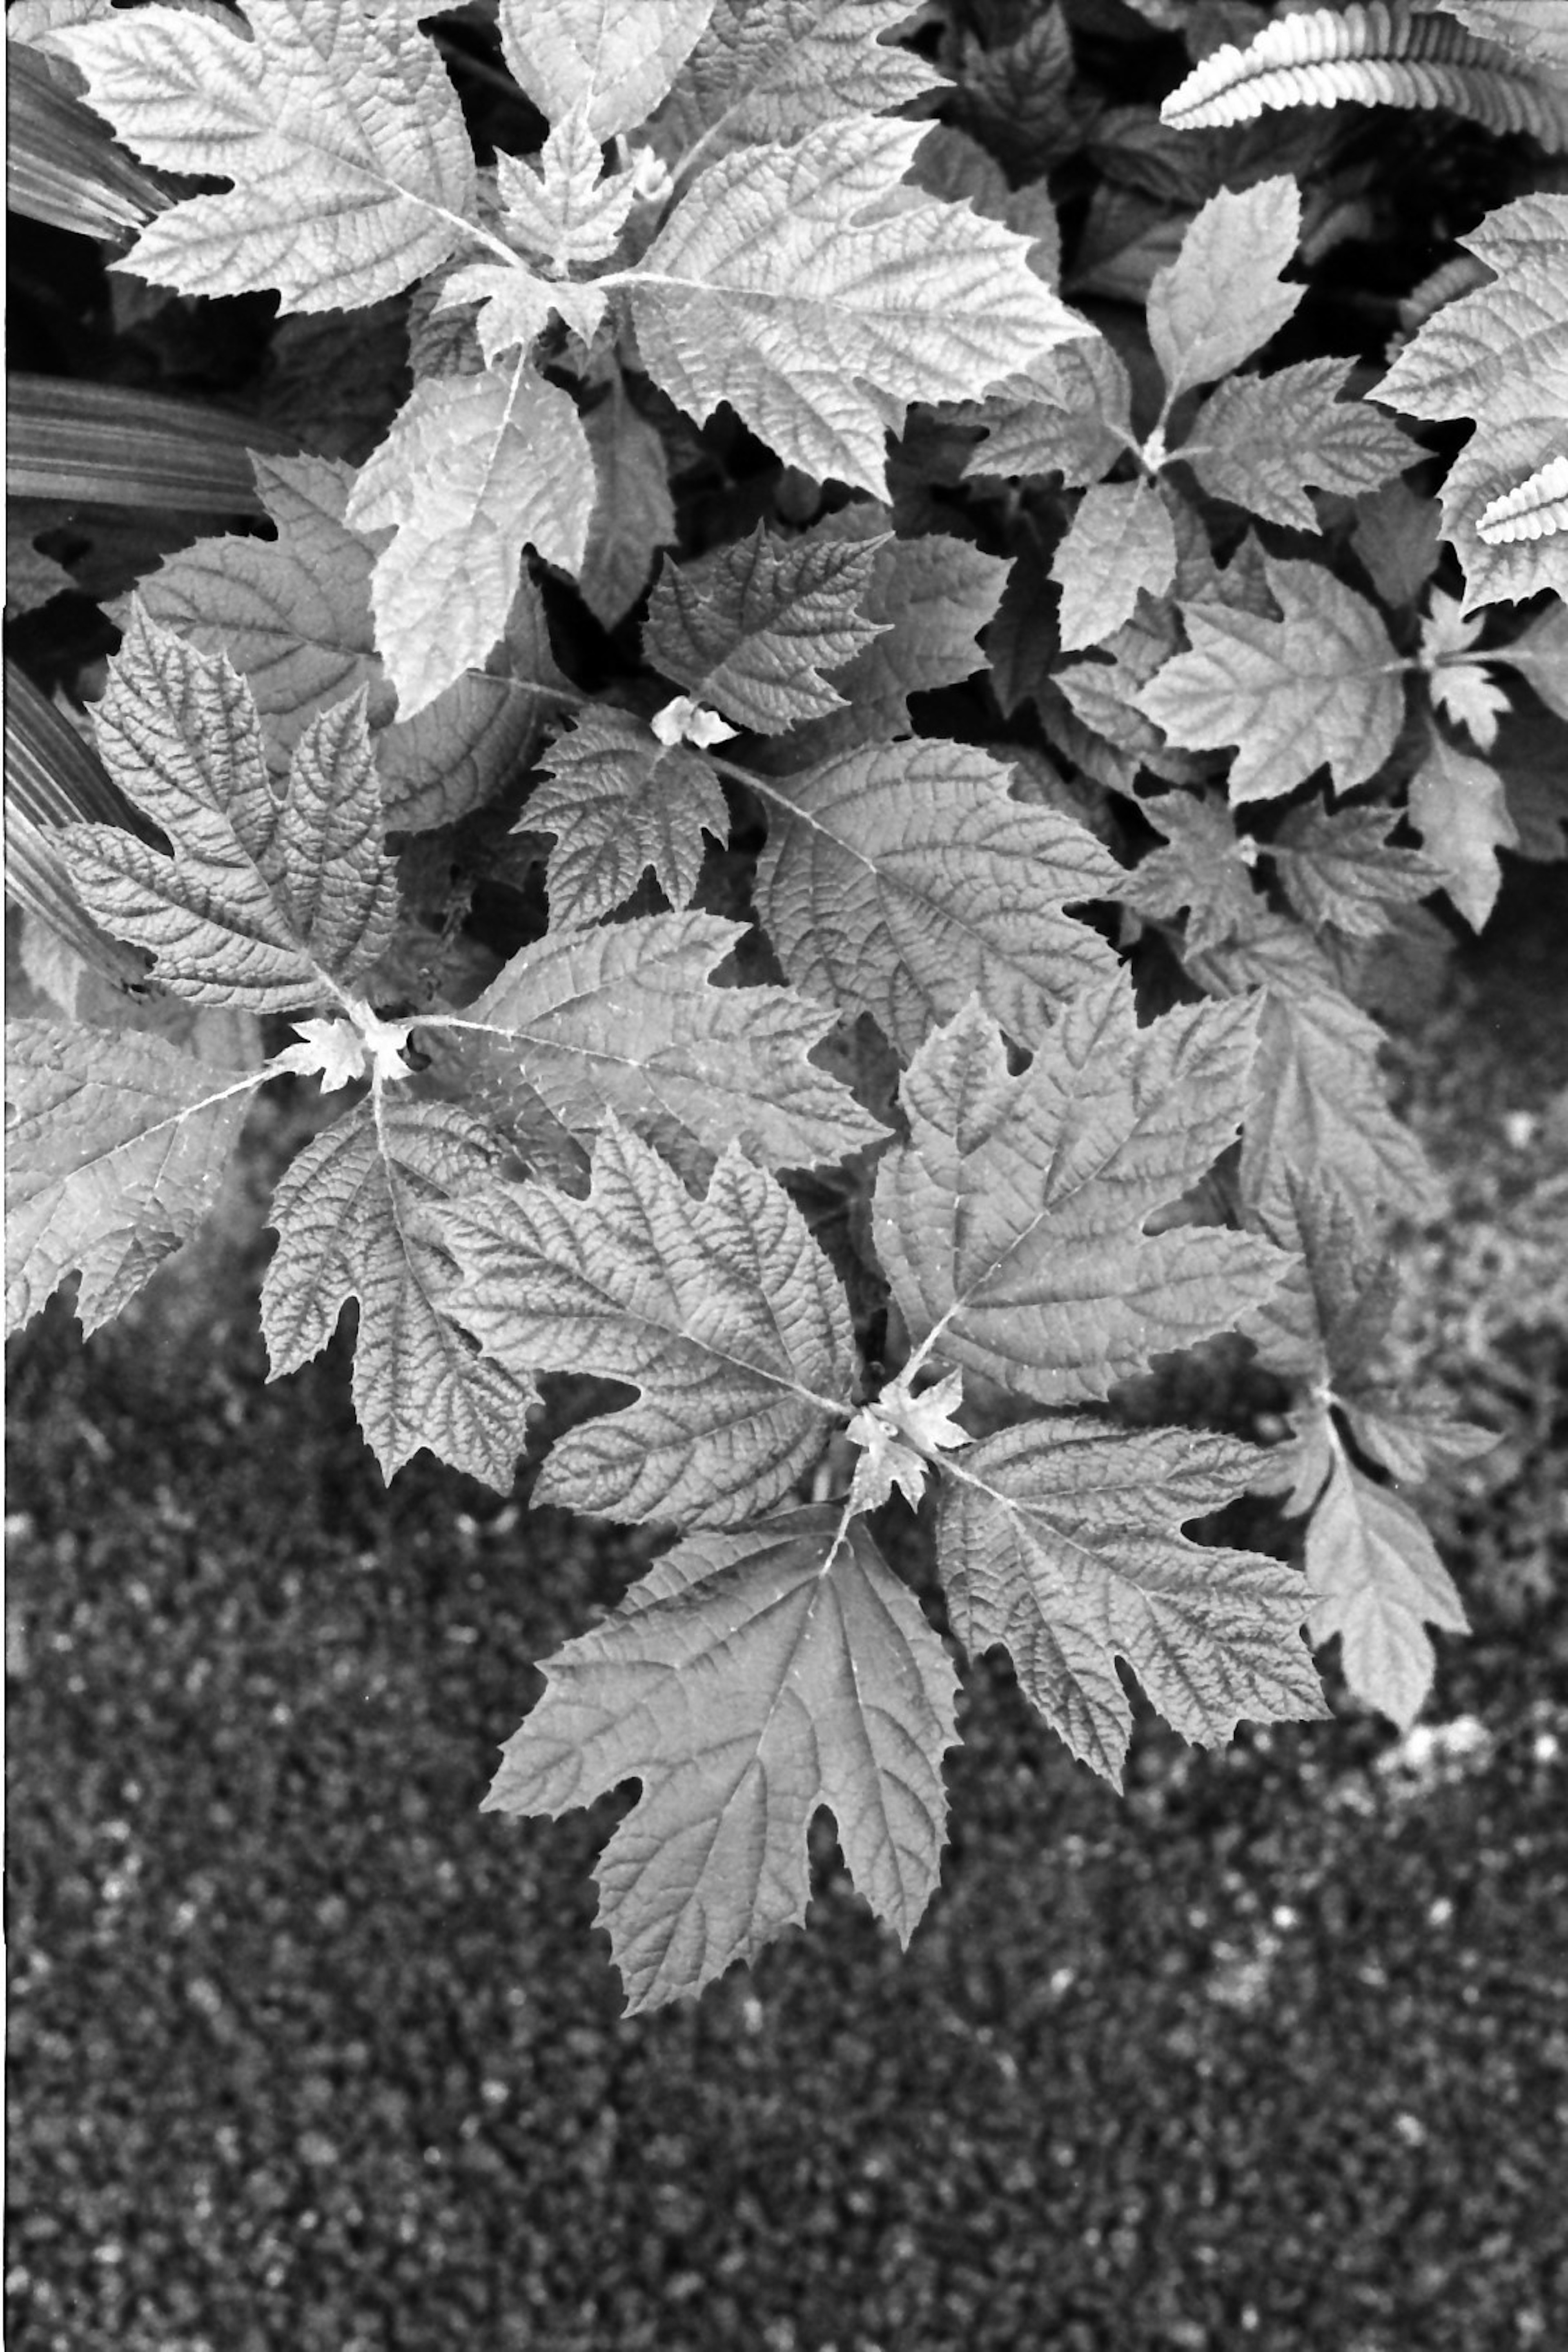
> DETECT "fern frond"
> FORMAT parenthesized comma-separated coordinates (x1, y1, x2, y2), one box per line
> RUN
(1161, 2, 1568, 149)
(1477, 453, 1568, 543)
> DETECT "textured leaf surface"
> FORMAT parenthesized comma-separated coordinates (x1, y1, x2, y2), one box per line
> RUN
(498, 0, 715, 140)
(1123, 791, 1263, 952)
(263, 1096, 539, 1486)
(449, 909, 889, 1169)
(1138, 555, 1405, 801)
(493, 111, 637, 269)
(1269, 800, 1438, 940)
(52, 0, 476, 308)
(652, 0, 943, 155)
(1186, 357, 1413, 531)
(1408, 732, 1518, 929)
(629, 116, 1085, 496)
(1306, 1453, 1467, 1731)
(964, 332, 1132, 488)
(5, 1017, 261, 1335)
(130, 454, 567, 831)
(644, 523, 888, 730)
(1053, 479, 1177, 652)
(528, 706, 729, 923)
(1434, 2, 1568, 68)
(874, 983, 1288, 1406)
(752, 738, 1122, 1056)
(578, 379, 678, 628)
(346, 361, 595, 717)
(940, 1421, 1325, 1783)
(62, 606, 398, 1010)
(442, 1122, 856, 1526)
(1147, 178, 1304, 403)
(482, 1506, 958, 2011)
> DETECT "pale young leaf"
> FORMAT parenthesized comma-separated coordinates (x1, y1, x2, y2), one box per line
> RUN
(651, 0, 944, 158)
(497, 0, 716, 140)
(1499, 600, 1568, 724)
(1268, 800, 1438, 941)
(940, 1421, 1326, 1784)
(345, 358, 595, 718)
(874, 981, 1290, 1407)
(494, 109, 637, 268)
(5, 1017, 264, 1336)
(847, 1367, 971, 1514)
(51, 0, 476, 309)
(262, 1096, 539, 1488)
(528, 706, 729, 922)
(432, 258, 608, 364)
(1122, 790, 1263, 953)
(447, 909, 889, 1170)
(1185, 356, 1413, 531)
(644, 523, 889, 731)
(61, 605, 399, 1010)
(482, 1505, 958, 2011)
(1147, 178, 1304, 404)
(441, 1120, 857, 1526)
(578, 377, 678, 628)
(751, 737, 1122, 1057)
(1305, 1453, 1467, 1731)
(1137, 555, 1405, 802)
(650, 695, 737, 748)
(1052, 478, 1177, 652)
(1407, 732, 1519, 931)
(629, 116, 1087, 497)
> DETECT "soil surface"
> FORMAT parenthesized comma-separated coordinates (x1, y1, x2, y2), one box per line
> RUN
(8, 871, 1567, 2352)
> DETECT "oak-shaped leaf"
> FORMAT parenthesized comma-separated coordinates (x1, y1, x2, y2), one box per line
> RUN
(493, 110, 638, 271)
(497, 0, 716, 141)
(644, 523, 889, 731)
(441, 1120, 858, 1526)
(874, 981, 1291, 1407)
(51, 0, 477, 310)
(262, 1095, 539, 1488)
(1053, 477, 1178, 652)
(751, 737, 1123, 1058)
(345, 359, 595, 718)
(5, 1016, 265, 1336)
(578, 376, 678, 628)
(1306, 1452, 1468, 1732)
(1138, 555, 1405, 801)
(59, 604, 399, 1011)
(628, 116, 1086, 497)
(650, 0, 944, 158)
(1147, 178, 1305, 403)
(1408, 731, 1518, 930)
(939, 1420, 1327, 1784)
(1122, 790, 1264, 953)
(1268, 800, 1439, 941)
(440, 909, 889, 1170)
(1185, 356, 1413, 531)
(130, 454, 570, 834)
(482, 1504, 958, 2011)
(528, 706, 730, 923)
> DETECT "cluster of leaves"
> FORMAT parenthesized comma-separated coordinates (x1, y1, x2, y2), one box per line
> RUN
(6, 0, 1566, 2011)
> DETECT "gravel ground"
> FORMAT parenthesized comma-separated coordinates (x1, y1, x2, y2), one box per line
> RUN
(7, 878, 1567, 2352)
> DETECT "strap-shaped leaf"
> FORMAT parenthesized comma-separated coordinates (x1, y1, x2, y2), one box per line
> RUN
(442, 1120, 858, 1526)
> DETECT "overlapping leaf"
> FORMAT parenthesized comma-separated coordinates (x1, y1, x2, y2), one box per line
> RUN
(873, 981, 1290, 1405)
(1186, 356, 1413, 530)
(494, 111, 638, 270)
(60, 604, 399, 1011)
(1268, 800, 1438, 940)
(578, 377, 678, 628)
(51, 0, 477, 309)
(482, 1505, 958, 2011)
(263, 1095, 539, 1486)
(1147, 178, 1305, 404)
(1123, 791, 1263, 952)
(441, 1120, 857, 1526)
(1053, 478, 1177, 651)
(6, 1017, 264, 1336)
(963, 330, 1132, 487)
(644, 523, 889, 730)
(497, 0, 715, 140)
(940, 1421, 1326, 1784)
(650, 0, 944, 157)
(528, 706, 730, 923)
(752, 738, 1122, 1057)
(628, 116, 1086, 496)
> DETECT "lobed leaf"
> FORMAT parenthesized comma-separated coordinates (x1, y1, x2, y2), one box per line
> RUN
(651, 0, 944, 158)
(1185, 356, 1414, 532)
(578, 377, 679, 629)
(497, 0, 716, 140)
(1407, 731, 1518, 929)
(1147, 178, 1305, 404)
(528, 706, 730, 924)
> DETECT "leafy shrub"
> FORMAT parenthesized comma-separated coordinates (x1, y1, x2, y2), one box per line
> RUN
(6, 0, 1566, 2011)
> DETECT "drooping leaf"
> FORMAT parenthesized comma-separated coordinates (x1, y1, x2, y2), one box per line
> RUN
(751, 738, 1123, 1057)
(1305, 1452, 1467, 1731)
(50, 0, 477, 309)
(628, 116, 1087, 497)
(60, 604, 399, 1011)
(437, 909, 889, 1170)
(5, 1016, 263, 1335)
(345, 359, 596, 717)
(650, 0, 944, 158)
(1122, 790, 1264, 952)
(1407, 731, 1518, 930)
(262, 1095, 539, 1487)
(1137, 555, 1405, 802)
(1185, 356, 1413, 530)
(873, 982, 1290, 1406)
(441, 1120, 858, 1526)
(1052, 477, 1177, 652)
(481, 1504, 959, 2011)
(497, 0, 716, 140)
(578, 376, 678, 628)
(644, 523, 890, 731)
(939, 1420, 1326, 1784)
(492, 109, 638, 270)
(527, 706, 730, 923)
(1268, 800, 1439, 940)
(1146, 178, 1304, 403)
